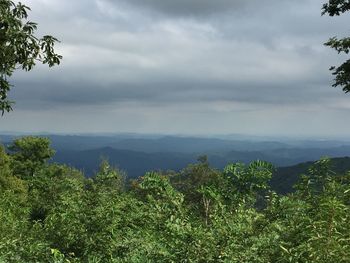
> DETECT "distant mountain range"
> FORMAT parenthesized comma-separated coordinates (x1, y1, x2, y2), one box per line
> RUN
(2, 134, 350, 187)
(53, 147, 196, 177)
(52, 147, 350, 190)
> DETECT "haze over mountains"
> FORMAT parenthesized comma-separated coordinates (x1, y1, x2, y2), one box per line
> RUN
(1, 134, 350, 180)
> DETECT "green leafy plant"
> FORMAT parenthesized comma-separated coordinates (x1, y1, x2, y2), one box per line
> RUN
(0, 0, 62, 114)
(322, 0, 350, 92)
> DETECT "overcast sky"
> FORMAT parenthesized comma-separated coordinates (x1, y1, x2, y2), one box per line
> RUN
(1, 0, 350, 137)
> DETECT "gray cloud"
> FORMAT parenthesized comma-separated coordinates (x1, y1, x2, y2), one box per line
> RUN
(1, 0, 349, 137)
(114, 0, 246, 17)
(105, 0, 305, 18)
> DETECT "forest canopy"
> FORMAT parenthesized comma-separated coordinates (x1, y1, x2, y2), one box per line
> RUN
(0, 136, 350, 262)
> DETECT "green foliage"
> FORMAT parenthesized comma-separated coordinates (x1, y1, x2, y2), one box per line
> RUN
(28, 164, 85, 222)
(268, 158, 350, 262)
(1, 137, 350, 262)
(8, 136, 55, 178)
(0, 0, 61, 114)
(0, 144, 10, 176)
(322, 0, 350, 92)
(172, 155, 221, 200)
(171, 156, 223, 225)
(138, 171, 185, 212)
(322, 0, 350, 16)
(222, 160, 274, 206)
(0, 144, 27, 200)
(93, 159, 125, 193)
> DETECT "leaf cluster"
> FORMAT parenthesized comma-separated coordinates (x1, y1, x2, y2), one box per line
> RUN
(322, 0, 350, 92)
(0, 0, 61, 114)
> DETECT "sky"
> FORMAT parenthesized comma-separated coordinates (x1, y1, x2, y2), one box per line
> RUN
(1, 0, 350, 137)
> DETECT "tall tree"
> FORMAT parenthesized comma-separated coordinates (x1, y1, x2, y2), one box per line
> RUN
(322, 0, 350, 92)
(8, 136, 55, 178)
(0, 0, 61, 114)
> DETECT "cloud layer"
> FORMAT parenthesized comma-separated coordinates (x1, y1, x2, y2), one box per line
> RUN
(1, 0, 350, 137)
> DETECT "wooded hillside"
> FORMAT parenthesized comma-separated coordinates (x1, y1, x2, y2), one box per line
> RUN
(1, 136, 349, 262)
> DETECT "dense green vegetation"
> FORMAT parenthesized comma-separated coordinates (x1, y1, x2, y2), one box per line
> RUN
(0, 136, 350, 262)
